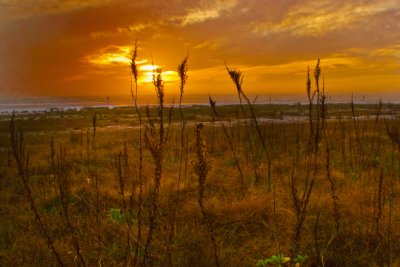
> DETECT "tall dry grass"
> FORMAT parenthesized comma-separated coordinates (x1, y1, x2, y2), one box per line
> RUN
(1, 47, 400, 267)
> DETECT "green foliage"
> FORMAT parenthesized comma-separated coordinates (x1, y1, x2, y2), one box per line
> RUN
(110, 208, 122, 222)
(256, 253, 290, 267)
(109, 208, 137, 224)
(257, 253, 307, 267)
(294, 254, 308, 265)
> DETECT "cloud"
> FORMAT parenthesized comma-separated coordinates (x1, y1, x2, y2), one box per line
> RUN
(253, 0, 400, 37)
(193, 40, 220, 50)
(177, 0, 238, 25)
(222, 56, 362, 80)
(84, 45, 132, 66)
(1, 0, 399, 96)
(0, 0, 117, 21)
(370, 45, 400, 59)
(89, 23, 152, 39)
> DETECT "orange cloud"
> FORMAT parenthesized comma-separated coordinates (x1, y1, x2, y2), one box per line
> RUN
(177, 0, 237, 25)
(85, 46, 132, 66)
(0, 0, 116, 21)
(253, 0, 400, 37)
(1, 0, 399, 96)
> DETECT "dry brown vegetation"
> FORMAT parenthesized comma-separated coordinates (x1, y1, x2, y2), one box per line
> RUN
(1, 50, 400, 267)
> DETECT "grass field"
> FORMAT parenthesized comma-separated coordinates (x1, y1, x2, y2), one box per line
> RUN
(1, 58, 400, 267)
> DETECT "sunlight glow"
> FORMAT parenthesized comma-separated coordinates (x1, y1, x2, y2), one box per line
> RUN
(139, 64, 161, 71)
(85, 46, 132, 65)
(138, 68, 179, 83)
(86, 46, 179, 84)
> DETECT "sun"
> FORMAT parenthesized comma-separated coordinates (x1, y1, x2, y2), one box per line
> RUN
(85, 45, 179, 83)
(138, 64, 179, 84)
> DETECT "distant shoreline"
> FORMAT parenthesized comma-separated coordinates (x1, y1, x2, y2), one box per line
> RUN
(1, 100, 398, 115)
(1, 93, 400, 114)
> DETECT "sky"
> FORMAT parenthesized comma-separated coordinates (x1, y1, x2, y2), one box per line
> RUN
(0, 0, 399, 97)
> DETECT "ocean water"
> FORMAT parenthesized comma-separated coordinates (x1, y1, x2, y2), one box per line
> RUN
(0, 93, 398, 114)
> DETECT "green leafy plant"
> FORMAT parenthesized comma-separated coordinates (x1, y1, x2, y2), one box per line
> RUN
(294, 254, 308, 265)
(110, 208, 123, 222)
(109, 208, 137, 224)
(257, 253, 308, 267)
(256, 253, 290, 267)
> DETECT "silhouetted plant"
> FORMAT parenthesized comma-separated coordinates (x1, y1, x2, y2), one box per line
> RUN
(226, 64, 272, 187)
(194, 123, 219, 267)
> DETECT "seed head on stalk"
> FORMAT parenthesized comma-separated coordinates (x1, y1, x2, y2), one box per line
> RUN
(130, 41, 138, 83)
(225, 63, 243, 95)
(178, 55, 189, 102)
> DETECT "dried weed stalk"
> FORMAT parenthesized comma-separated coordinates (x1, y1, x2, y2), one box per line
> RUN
(194, 123, 220, 267)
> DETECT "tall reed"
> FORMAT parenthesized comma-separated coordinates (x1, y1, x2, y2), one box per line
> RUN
(90, 114, 102, 252)
(55, 145, 86, 266)
(130, 41, 144, 266)
(209, 96, 244, 186)
(142, 66, 166, 265)
(167, 55, 189, 266)
(225, 64, 271, 187)
(291, 59, 322, 256)
(194, 123, 219, 267)
(112, 140, 134, 265)
(224, 65, 260, 183)
(321, 77, 340, 235)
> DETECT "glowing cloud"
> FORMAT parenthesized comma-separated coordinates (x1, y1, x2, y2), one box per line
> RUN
(139, 64, 161, 71)
(179, 0, 237, 25)
(1, 0, 399, 96)
(84, 46, 178, 84)
(85, 46, 132, 66)
(0, 0, 116, 21)
(253, 0, 400, 37)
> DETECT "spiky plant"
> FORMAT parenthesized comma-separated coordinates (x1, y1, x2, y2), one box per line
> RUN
(142, 65, 165, 266)
(193, 123, 219, 267)
(225, 63, 271, 187)
(167, 55, 189, 266)
(130, 40, 144, 266)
